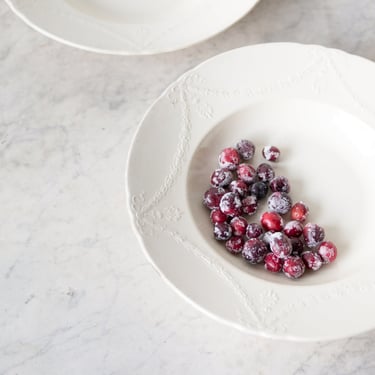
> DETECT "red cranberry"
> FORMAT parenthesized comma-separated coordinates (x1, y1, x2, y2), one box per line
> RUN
(260, 211, 284, 232)
(256, 163, 275, 182)
(225, 236, 244, 254)
(237, 164, 257, 184)
(210, 168, 233, 187)
(229, 180, 248, 197)
(269, 176, 290, 193)
(317, 241, 337, 264)
(213, 222, 232, 241)
(242, 195, 258, 216)
(262, 145, 280, 161)
(219, 192, 242, 217)
(264, 253, 283, 273)
(269, 232, 292, 259)
(301, 251, 323, 271)
(250, 181, 268, 199)
(291, 201, 309, 222)
(218, 147, 240, 170)
(290, 237, 305, 255)
(246, 223, 264, 239)
(203, 187, 226, 209)
(303, 223, 325, 248)
(267, 192, 292, 214)
(284, 220, 303, 238)
(230, 216, 248, 236)
(210, 209, 227, 224)
(242, 238, 268, 264)
(283, 256, 305, 279)
(236, 139, 255, 160)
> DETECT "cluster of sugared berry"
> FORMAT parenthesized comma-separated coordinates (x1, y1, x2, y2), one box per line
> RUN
(203, 140, 337, 280)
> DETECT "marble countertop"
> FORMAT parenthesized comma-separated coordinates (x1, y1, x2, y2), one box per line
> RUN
(1, 1, 375, 374)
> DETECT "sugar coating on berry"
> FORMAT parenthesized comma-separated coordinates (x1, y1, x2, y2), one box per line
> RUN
(237, 163, 257, 184)
(242, 238, 268, 264)
(267, 192, 292, 214)
(210, 168, 233, 187)
(317, 241, 337, 264)
(210, 209, 227, 224)
(246, 223, 264, 239)
(218, 148, 240, 170)
(262, 146, 280, 162)
(230, 216, 248, 236)
(250, 181, 268, 199)
(236, 139, 255, 160)
(269, 176, 290, 193)
(219, 192, 242, 217)
(269, 232, 292, 259)
(260, 211, 284, 232)
(291, 201, 309, 222)
(290, 237, 305, 255)
(262, 231, 274, 246)
(284, 220, 303, 238)
(283, 256, 306, 279)
(264, 253, 283, 273)
(229, 180, 248, 197)
(301, 251, 323, 271)
(303, 223, 325, 248)
(242, 195, 258, 215)
(256, 163, 275, 182)
(203, 187, 226, 210)
(225, 236, 244, 254)
(213, 222, 232, 241)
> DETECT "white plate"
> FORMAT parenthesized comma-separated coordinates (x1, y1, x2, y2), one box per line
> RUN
(5, 0, 259, 55)
(127, 43, 375, 341)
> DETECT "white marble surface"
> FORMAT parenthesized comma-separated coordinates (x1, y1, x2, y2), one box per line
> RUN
(1, 0, 375, 374)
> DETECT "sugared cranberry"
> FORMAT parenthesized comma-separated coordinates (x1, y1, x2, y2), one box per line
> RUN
(269, 176, 290, 193)
(219, 192, 242, 217)
(236, 139, 255, 160)
(317, 241, 337, 264)
(269, 232, 292, 259)
(242, 238, 268, 264)
(250, 181, 268, 199)
(218, 147, 240, 170)
(242, 195, 258, 216)
(203, 187, 226, 209)
(237, 163, 257, 184)
(291, 201, 309, 222)
(246, 223, 264, 239)
(284, 220, 303, 238)
(225, 236, 244, 254)
(260, 211, 284, 232)
(301, 251, 323, 271)
(262, 146, 280, 161)
(264, 253, 283, 273)
(230, 216, 248, 236)
(210, 209, 227, 224)
(290, 237, 305, 255)
(256, 163, 275, 182)
(229, 180, 248, 197)
(283, 256, 305, 279)
(210, 168, 233, 187)
(303, 223, 325, 248)
(262, 231, 274, 246)
(213, 222, 232, 241)
(267, 192, 292, 214)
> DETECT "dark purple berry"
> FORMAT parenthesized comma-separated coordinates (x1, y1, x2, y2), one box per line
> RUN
(262, 145, 280, 161)
(210, 168, 233, 187)
(246, 223, 263, 239)
(250, 181, 268, 199)
(267, 192, 292, 214)
(269, 176, 290, 193)
(303, 223, 325, 248)
(203, 187, 226, 210)
(236, 139, 255, 160)
(290, 237, 305, 255)
(213, 222, 232, 241)
(301, 251, 323, 271)
(242, 238, 268, 264)
(256, 163, 275, 182)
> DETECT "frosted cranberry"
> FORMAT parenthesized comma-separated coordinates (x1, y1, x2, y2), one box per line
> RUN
(218, 147, 240, 170)
(210, 168, 233, 187)
(264, 253, 283, 273)
(317, 241, 337, 264)
(237, 164, 257, 184)
(290, 238, 305, 255)
(269, 176, 290, 193)
(256, 163, 275, 182)
(303, 223, 325, 248)
(262, 145, 280, 162)
(203, 187, 226, 209)
(260, 211, 284, 232)
(284, 220, 303, 238)
(242, 195, 258, 216)
(242, 239, 268, 264)
(269, 232, 292, 259)
(213, 222, 232, 241)
(230, 216, 248, 236)
(236, 139, 255, 160)
(219, 192, 242, 217)
(229, 180, 248, 197)
(246, 223, 263, 239)
(301, 251, 323, 271)
(262, 231, 274, 246)
(225, 236, 244, 254)
(267, 192, 292, 214)
(250, 181, 268, 199)
(291, 201, 309, 222)
(210, 209, 227, 224)
(283, 256, 305, 279)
